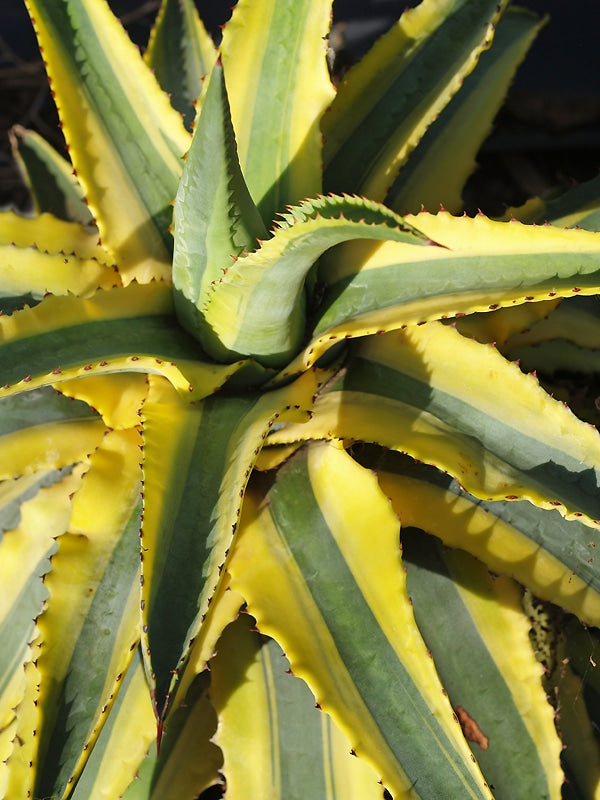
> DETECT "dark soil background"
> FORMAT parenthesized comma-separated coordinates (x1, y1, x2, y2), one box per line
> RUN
(2, 0, 600, 215)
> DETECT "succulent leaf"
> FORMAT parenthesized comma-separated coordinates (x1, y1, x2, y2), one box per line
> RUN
(272, 321, 600, 524)
(172, 61, 268, 348)
(229, 442, 493, 799)
(210, 614, 385, 800)
(0, 386, 103, 479)
(32, 430, 142, 799)
(140, 371, 317, 720)
(379, 458, 600, 625)
(286, 212, 600, 374)
(509, 172, 600, 230)
(117, 669, 221, 800)
(323, 0, 508, 200)
(3, 1, 600, 797)
(203, 195, 427, 366)
(9, 126, 96, 228)
(386, 6, 544, 214)
(0, 283, 246, 401)
(221, 0, 334, 222)
(403, 530, 563, 799)
(23, 0, 190, 282)
(68, 649, 156, 800)
(0, 470, 82, 777)
(145, 0, 217, 132)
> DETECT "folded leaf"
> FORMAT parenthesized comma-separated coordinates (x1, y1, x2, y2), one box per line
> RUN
(203, 195, 426, 365)
(172, 61, 267, 347)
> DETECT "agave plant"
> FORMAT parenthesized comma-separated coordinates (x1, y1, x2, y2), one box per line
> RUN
(2, 0, 600, 798)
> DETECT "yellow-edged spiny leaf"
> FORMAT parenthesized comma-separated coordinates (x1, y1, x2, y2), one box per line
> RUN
(293, 212, 600, 374)
(376, 456, 600, 626)
(32, 428, 142, 800)
(120, 669, 221, 800)
(221, 0, 334, 223)
(402, 529, 563, 800)
(228, 442, 493, 800)
(0, 468, 84, 773)
(323, 0, 507, 201)
(0, 282, 249, 401)
(24, 0, 191, 283)
(210, 613, 386, 800)
(271, 321, 600, 524)
(386, 6, 543, 215)
(202, 195, 428, 366)
(68, 649, 155, 800)
(140, 369, 317, 722)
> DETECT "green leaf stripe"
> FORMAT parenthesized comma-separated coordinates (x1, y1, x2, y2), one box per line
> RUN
(403, 529, 562, 800)
(34, 499, 141, 799)
(140, 371, 316, 719)
(385, 7, 542, 215)
(230, 444, 492, 799)
(272, 323, 600, 524)
(211, 615, 383, 799)
(377, 456, 600, 626)
(323, 0, 505, 199)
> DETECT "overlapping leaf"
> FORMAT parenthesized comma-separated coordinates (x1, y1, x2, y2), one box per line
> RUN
(288, 212, 600, 373)
(32, 429, 142, 799)
(385, 7, 543, 214)
(271, 321, 600, 525)
(376, 457, 600, 626)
